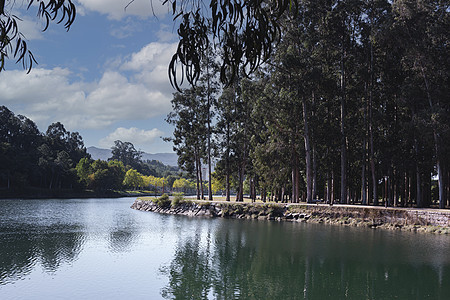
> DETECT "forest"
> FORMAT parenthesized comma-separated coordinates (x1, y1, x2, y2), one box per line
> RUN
(167, 0, 449, 208)
(0, 106, 182, 196)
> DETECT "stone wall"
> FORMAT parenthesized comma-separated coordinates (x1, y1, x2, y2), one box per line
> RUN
(131, 199, 450, 233)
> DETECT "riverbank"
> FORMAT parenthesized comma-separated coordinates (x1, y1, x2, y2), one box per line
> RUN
(131, 198, 450, 234)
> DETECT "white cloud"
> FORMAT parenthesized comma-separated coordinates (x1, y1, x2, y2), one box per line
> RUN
(18, 17, 45, 40)
(121, 42, 179, 96)
(76, 0, 169, 20)
(155, 24, 177, 43)
(99, 127, 164, 149)
(0, 41, 175, 130)
(110, 19, 142, 39)
(0, 40, 178, 153)
(121, 42, 176, 72)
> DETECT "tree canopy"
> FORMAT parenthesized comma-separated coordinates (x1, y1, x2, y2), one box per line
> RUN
(1, 0, 295, 88)
(164, 0, 298, 88)
(166, 0, 450, 208)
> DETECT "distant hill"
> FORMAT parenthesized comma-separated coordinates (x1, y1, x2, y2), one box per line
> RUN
(87, 146, 178, 167)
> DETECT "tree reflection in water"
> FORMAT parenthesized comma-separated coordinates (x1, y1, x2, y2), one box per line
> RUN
(107, 212, 140, 253)
(160, 219, 450, 299)
(0, 223, 85, 284)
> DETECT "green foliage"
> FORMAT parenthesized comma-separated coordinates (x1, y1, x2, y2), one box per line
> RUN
(143, 160, 179, 178)
(0, 0, 76, 72)
(171, 192, 185, 207)
(165, 0, 296, 88)
(123, 169, 144, 190)
(211, 172, 225, 195)
(153, 194, 171, 208)
(76, 158, 92, 184)
(0, 106, 90, 190)
(110, 140, 143, 170)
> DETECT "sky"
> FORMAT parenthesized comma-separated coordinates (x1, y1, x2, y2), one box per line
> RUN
(1, 0, 186, 154)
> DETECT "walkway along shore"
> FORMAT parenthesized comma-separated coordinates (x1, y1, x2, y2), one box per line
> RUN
(131, 198, 450, 234)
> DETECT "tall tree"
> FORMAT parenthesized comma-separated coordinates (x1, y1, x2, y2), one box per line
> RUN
(166, 88, 208, 199)
(110, 140, 143, 170)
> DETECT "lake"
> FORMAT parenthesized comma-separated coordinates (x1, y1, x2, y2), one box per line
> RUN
(0, 197, 449, 299)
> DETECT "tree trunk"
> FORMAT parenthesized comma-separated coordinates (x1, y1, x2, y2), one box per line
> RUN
(368, 15, 377, 206)
(198, 158, 204, 200)
(403, 172, 408, 207)
(237, 164, 244, 202)
(435, 139, 445, 209)
(292, 145, 299, 203)
(226, 173, 230, 201)
(206, 63, 213, 201)
(312, 143, 317, 200)
(331, 170, 335, 205)
(262, 187, 266, 202)
(416, 166, 422, 208)
(362, 96, 368, 205)
(361, 152, 367, 205)
(302, 95, 313, 203)
(340, 30, 347, 204)
(195, 151, 200, 200)
(419, 62, 445, 209)
(225, 122, 231, 201)
(326, 172, 331, 204)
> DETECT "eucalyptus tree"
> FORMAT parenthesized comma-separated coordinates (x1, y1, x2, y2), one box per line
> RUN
(215, 87, 235, 201)
(166, 88, 208, 199)
(391, 0, 449, 208)
(165, 0, 299, 89)
(214, 76, 254, 202)
(110, 140, 143, 170)
(197, 48, 220, 200)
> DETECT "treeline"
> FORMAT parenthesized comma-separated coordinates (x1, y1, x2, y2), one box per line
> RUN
(75, 157, 189, 193)
(0, 106, 88, 190)
(167, 1, 449, 208)
(0, 106, 184, 194)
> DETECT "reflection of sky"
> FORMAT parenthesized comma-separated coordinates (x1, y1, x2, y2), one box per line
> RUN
(0, 198, 449, 299)
(0, 198, 174, 298)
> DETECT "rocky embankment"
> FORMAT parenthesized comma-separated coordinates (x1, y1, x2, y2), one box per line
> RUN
(131, 198, 450, 234)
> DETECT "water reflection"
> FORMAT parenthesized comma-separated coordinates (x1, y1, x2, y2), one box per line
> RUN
(161, 219, 450, 299)
(0, 198, 143, 286)
(107, 212, 140, 253)
(0, 223, 85, 284)
(0, 198, 449, 299)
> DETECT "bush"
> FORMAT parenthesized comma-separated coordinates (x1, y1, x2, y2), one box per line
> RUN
(171, 192, 184, 207)
(153, 194, 171, 208)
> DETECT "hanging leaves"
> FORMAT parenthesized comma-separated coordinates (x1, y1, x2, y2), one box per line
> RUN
(166, 0, 297, 89)
(0, 0, 76, 72)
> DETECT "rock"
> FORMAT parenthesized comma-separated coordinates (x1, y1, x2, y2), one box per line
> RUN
(285, 213, 294, 220)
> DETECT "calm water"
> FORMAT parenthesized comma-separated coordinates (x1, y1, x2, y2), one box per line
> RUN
(0, 198, 449, 299)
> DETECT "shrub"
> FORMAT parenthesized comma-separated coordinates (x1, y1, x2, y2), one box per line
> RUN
(171, 192, 184, 207)
(152, 194, 171, 208)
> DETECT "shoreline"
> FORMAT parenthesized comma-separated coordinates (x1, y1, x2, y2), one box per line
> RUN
(131, 198, 450, 234)
(0, 188, 156, 200)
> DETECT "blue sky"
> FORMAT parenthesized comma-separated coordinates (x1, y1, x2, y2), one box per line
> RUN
(1, 0, 185, 153)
